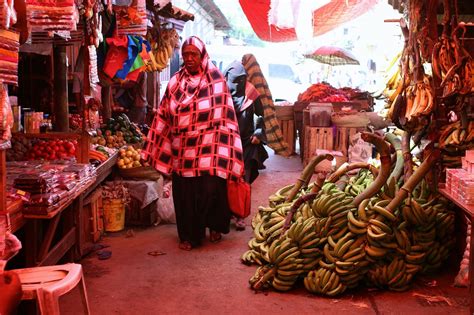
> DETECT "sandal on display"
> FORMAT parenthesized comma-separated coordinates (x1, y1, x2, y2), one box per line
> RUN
(179, 241, 192, 251)
(209, 230, 222, 243)
(97, 250, 112, 260)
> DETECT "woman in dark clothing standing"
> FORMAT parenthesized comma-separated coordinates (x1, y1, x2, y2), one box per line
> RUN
(144, 37, 244, 250)
(224, 60, 269, 230)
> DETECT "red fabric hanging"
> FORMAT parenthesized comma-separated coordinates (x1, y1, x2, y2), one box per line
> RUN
(239, 0, 377, 42)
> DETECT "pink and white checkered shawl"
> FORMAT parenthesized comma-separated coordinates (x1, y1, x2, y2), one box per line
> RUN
(144, 36, 244, 180)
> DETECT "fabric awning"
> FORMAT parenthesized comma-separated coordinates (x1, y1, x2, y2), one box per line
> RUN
(239, 0, 378, 42)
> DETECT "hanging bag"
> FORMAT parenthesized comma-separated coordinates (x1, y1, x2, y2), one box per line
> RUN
(227, 178, 251, 218)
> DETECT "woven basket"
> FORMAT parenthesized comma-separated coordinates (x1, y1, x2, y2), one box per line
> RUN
(118, 166, 161, 181)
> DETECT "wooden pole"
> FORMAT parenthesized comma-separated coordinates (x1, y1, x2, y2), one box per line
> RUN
(53, 45, 69, 132)
(0, 150, 6, 212)
(101, 85, 112, 121)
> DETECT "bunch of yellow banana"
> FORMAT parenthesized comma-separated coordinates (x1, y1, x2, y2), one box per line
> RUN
(147, 28, 180, 72)
(304, 268, 346, 296)
(404, 77, 435, 122)
(379, 52, 402, 99)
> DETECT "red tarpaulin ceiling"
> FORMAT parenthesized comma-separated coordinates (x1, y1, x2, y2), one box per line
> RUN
(239, 0, 378, 42)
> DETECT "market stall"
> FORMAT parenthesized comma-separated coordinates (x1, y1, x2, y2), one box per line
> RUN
(0, 0, 193, 267)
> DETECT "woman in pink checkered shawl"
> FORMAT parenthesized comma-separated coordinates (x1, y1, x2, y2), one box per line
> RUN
(145, 36, 244, 250)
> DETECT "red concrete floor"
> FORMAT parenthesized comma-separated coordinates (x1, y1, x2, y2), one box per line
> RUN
(60, 151, 470, 315)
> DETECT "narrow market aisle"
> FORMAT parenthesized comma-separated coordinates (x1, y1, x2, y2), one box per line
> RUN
(61, 151, 469, 315)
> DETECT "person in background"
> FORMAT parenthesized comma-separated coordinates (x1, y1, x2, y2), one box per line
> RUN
(114, 72, 148, 125)
(144, 36, 244, 251)
(127, 71, 148, 125)
(224, 60, 268, 231)
(72, 46, 86, 112)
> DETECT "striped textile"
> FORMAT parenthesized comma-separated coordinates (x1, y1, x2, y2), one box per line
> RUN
(242, 54, 290, 156)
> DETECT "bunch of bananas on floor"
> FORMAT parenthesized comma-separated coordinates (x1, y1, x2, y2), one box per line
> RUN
(244, 169, 455, 297)
(146, 28, 180, 72)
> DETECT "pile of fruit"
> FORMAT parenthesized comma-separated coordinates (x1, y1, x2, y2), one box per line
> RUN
(24, 139, 77, 161)
(6, 136, 33, 161)
(117, 146, 146, 169)
(244, 133, 454, 296)
(90, 114, 144, 148)
(69, 114, 83, 130)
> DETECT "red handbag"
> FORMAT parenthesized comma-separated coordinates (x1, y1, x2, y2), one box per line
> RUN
(227, 179, 251, 218)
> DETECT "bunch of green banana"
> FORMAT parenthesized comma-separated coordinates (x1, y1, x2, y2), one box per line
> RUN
(304, 268, 346, 296)
(366, 257, 412, 291)
(344, 170, 374, 198)
(268, 184, 295, 207)
(322, 232, 368, 289)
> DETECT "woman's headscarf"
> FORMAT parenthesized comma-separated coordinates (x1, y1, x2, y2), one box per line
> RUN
(168, 36, 220, 112)
(224, 60, 246, 111)
(224, 60, 259, 113)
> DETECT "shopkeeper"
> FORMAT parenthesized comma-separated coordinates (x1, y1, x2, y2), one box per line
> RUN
(114, 72, 148, 125)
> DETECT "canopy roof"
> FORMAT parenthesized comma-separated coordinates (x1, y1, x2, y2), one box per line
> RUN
(239, 0, 377, 42)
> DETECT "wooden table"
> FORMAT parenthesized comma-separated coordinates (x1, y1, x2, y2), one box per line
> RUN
(438, 186, 474, 315)
(4, 153, 118, 266)
(23, 177, 96, 267)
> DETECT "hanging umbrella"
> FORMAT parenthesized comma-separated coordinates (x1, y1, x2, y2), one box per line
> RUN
(304, 46, 360, 66)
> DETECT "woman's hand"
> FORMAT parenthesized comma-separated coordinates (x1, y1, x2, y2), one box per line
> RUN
(250, 136, 260, 145)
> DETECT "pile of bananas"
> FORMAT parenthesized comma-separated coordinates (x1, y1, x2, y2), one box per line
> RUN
(244, 168, 455, 297)
(146, 28, 180, 72)
(439, 120, 474, 168)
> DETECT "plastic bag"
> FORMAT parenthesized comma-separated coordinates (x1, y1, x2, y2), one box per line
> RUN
(156, 179, 176, 224)
(348, 132, 373, 164)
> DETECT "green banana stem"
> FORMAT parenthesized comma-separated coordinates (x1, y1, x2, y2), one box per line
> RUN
(385, 149, 440, 213)
(281, 192, 318, 234)
(310, 173, 328, 193)
(352, 132, 391, 207)
(384, 132, 403, 182)
(252, 267, 277, 290)
(285, 154, 333, 202)
(326, 162, 379, 183)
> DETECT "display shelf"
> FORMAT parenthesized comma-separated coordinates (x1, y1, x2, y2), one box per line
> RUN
(438, 186, 474, 216)
(438, 185, 474, 315)
(12, 131, 90, 163)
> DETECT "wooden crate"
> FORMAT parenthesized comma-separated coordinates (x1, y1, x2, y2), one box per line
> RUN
(126, 197, 158, 226)
(275, 105, 294, 121)
(303, 126, 334, 164)
(278, 119, 296, 154)
(334, 127, 364, 157)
